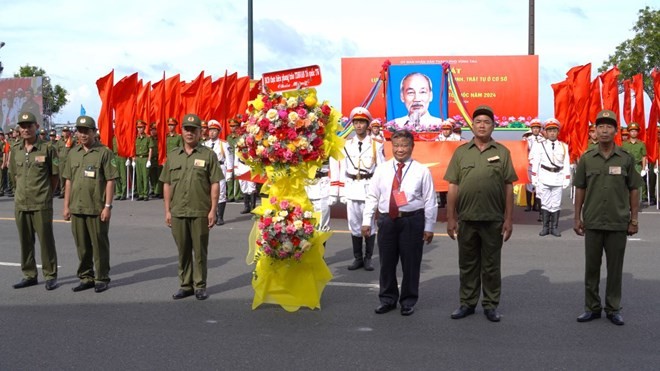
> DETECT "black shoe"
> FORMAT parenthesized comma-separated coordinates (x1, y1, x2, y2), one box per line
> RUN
(606, 313, 624, 326)
(524, 206, 531, 212)
(577, 311, 601, 322)
(114, 195, 122, 201)
(484, 308, 501, 322)
(137, 196, 144, 201)
(347, 258, 364, 270)
(94, 282, 109, 293)
(144, 196, 149, 201)
(72, 281, 95, 292)
(374, 303, 397, 314)
(195, 289, 209, 300)
(401, 306, 415, 316)
(216, 218, 224, 226)
(172, 289, 194, 300)
(120, 196, 127, 201)
(45, 279, 59, 291)
(451, 305, 476, 319)
(651, 200, 657, 206)
(227, 198, 235, 203)
(13, 278, 38, 289)
(363, 258, 374, 271)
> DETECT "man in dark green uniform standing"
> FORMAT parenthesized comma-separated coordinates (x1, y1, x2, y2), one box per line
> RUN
(225, 119, 242, 202)
(148, 123, 162, 199)
(444, 105, 518, 322)
(134, 120, 152, 201)
(112, 135, 129, 200)
(55, 126, 76, 199)
(573, 110, 642, 326)
(62, 115, 119, 293)
(621, 122, 647, 203)
(8, 112, 59, 290)
(165, 117, 183, 153)
(160, 113, 221, 301)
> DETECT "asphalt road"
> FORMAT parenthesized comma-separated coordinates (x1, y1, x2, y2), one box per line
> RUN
(1, 194, 659, 370)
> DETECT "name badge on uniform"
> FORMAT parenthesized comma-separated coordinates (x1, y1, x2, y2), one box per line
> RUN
(487, 156, 500, 163)
(84, 170, 96, 178)
(609, 166, 622, 175)
(194, 159, 206, 168)
(393, 190, 408, 207)
(34, 155, 46, 163)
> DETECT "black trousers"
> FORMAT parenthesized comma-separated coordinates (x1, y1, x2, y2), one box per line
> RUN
(377, 211, 425, 307)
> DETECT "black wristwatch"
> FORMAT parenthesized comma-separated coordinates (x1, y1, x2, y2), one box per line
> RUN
(104, 204, 113, 210)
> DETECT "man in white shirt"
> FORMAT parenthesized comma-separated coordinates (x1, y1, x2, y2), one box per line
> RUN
(340, 107, 385, 271)
(362, 130, 437, 316)
(204, 120, 233, 225)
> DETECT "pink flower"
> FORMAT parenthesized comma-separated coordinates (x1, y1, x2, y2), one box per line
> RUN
(294, 252, 303, 260)
(279, 200, 289, 209)
(273, 223, 282, 233)
(270, 196, 278, 204)
(278, 110, 288, 120)
(287, 129, 297, 141)
(286, 224, 297, 234)
(303, 224, 314, 234)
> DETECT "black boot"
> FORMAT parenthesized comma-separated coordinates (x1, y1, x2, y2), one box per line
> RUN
(533, 196, 541, 212)
(216, 202, 226, 226)
(550, 211, 562, 237)
(240, 194, 251, 214)
(525, 190, 532, 211)
(347, 236, 364, 270)
(539, 210, 550, 236)
(250, 192, 258, 210)
(363, 234, 376, 271)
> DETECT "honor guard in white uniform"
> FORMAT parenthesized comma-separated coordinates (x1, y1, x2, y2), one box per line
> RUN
(530, 118, 570, 237)
(436, 120, 461, 141)
(340, 107, 386, 271)
(526, 119, 545, 215)
(204, 120, 233, 225)
(305, 161, 331, 232)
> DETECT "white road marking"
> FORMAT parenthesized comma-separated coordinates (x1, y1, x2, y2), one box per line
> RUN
(327, 282, 379, 289)
(0, 262, 60, 268)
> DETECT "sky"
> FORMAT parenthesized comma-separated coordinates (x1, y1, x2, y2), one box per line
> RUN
(0, 0, 655, 124)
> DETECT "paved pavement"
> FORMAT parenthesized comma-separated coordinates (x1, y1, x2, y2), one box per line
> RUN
(1, 194, 659, 370)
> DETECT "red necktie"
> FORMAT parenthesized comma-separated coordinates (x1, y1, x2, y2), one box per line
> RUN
(389, 162, 405, 219)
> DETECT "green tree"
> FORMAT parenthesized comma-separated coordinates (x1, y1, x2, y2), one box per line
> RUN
(599, 6, 659, 99)
(13, 65, 69, 119)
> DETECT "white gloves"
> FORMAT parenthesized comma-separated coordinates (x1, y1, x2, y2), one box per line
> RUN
(132, 160, 136, 167)
(562, 179, 571, 189)
(339, 196, 347, 204)
(146, 160, 151, 168)
(640, 169, 647, 177)
(125, 159, 131, 167)
(655, 167, 659, 174)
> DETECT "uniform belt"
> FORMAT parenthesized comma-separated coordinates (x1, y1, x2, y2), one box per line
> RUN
(219, 160, 224, 165)
(393, 209, 424, 218)
(315, 171, 328, 179)
(541, 164, 562, 173)
(346, 172, 373, 180)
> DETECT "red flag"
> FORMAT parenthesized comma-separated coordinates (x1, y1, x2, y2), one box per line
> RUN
(96, 70, 114, 148)
(588, 77, 602, 125)
(622, 79, 632, 125)
(198, 76, 213, 120)
(136, 80, 151, 123)
(600, 66, 621, 145)
(552, 80, 572, 146)
(181, 71, 204, 116)
(631, 73, 646, 141)
(151, 72, 168, 165)
(112, 73, 139, 158)
(249, 79, 263, 100)
(645, 69, 660, 164)
(164, 74, 181, 131)
(232, 76, 251, 119)
(566, 64, 591, 162)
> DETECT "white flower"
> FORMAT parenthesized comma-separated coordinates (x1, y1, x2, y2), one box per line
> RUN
(300, 240, 311, 251)
(267, 135, 277, 145)
(256, 145, 265, 156)
(237, 137, 245, 146)
(288, 111, 299, 123)
(278, 210, 288, 217)
(287, 97, 298, 108)
(281, 241, 293, 253)
(293, 220, 303, 229)
(307, 112, 317, 122)
(303, 211, 313, 218)
(272, 216, 282, 223)
(266, 109, 279, 121)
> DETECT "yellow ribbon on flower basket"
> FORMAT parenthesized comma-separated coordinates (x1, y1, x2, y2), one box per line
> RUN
(247, 166, 333, 311)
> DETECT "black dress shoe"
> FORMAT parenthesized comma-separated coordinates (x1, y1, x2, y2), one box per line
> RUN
(94, 282, 109, 293)
(72, 281, 95, 292)
(13, 278, 38, 289)
(45, 279, 59, 291)
(577, 311, 601, 322)
(114, 195, 122, 201)
(401, 306, 415, 316)
(363, 258, 374, 271)
(451, 305, 476, 319)
(172, 289, 194, 300)
(374, 303, 397, 314)
(606, 313, 624, 326)
(484, 308, 501, 322)
(195, 289, 209, 300)
(347, 258, 364, 270)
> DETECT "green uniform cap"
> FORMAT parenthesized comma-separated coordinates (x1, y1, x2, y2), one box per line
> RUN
(182, 114, 202, 128)
(39, 129, 47, 135)
(17, 112, 38, 125)
(62, 126, 70, 132)
(627, 122, 640, 131)
(76, 115, 97, 129)
(595, 109, 617, 127)
(472, 105, 495, 122)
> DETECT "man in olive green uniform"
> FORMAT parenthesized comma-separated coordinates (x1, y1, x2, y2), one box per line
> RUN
(586, 124, 598, 151)
(225, 119, 242, 202)
(444, 105, 518, 323)
(573, 110, 642, 326)
(8, 112, 59, 290)
(621, 122, 648, 202)
(160, 113, 221, 301)
(166, 117, 183, 153)
(38, 128, 49, 142)
(5, 127, 21, 197)
(134, 120, 153, 201)
(0, 130, 6, 196)
(148, 123, 162, 198)
(112, 135, 129, 200)
(62, 115, 119, 293)
(55, 126, 76, 199)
